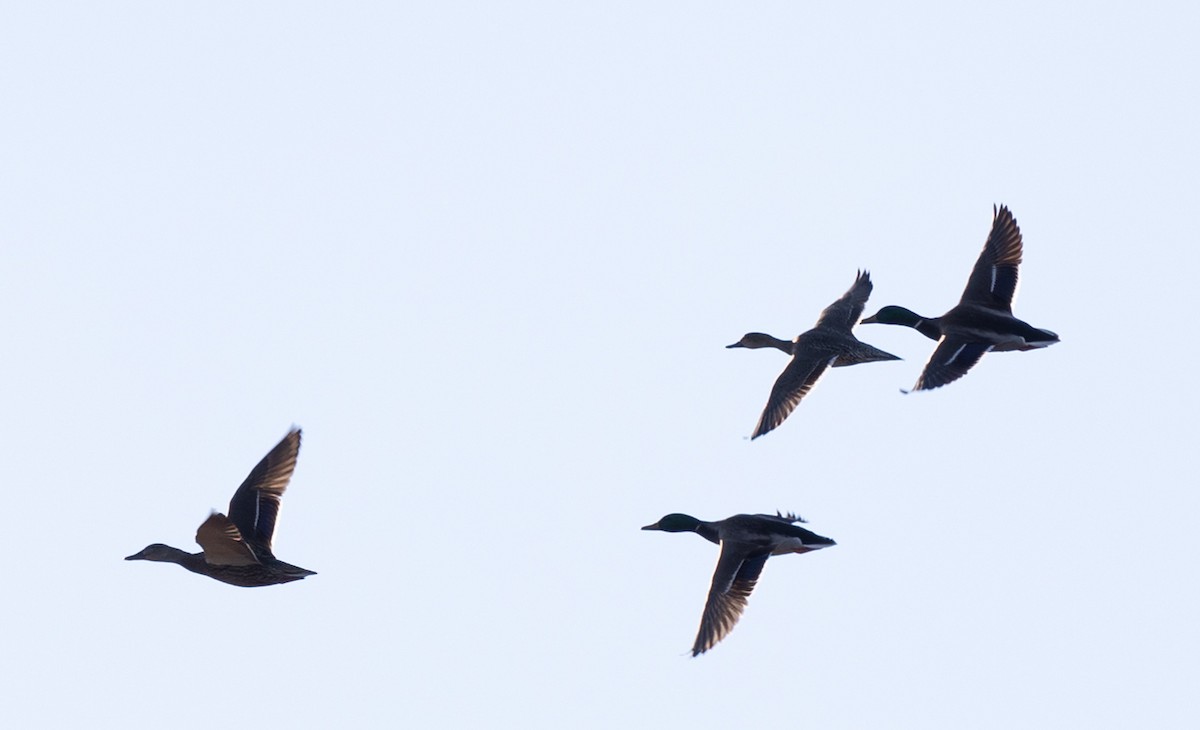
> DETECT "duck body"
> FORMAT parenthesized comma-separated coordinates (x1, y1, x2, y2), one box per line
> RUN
(125, 428, 316, 588)
(941, 304, 1059, 352)
(731, 329, 900, 365)
(643, 512, 835, 656)
(124, 543, 316, 588)
(869, 304, 1059, 351)
(728, 270, 900, 439)
(802, 327, 903, 367)
(861, 205, 1058, 391)
(704, 512, 835, 555)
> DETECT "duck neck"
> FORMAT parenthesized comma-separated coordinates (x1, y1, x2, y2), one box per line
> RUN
(913, 317, 942, 341)
(695, 522, 721, 545)
(160, 547, 212, 575)
(761, 335, 795, 354)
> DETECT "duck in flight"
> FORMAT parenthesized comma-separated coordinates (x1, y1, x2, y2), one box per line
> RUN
(728, 270, 900, 439)
(126, 427, 316, 587)
(643, 512, 834, 656)
(861, 205, 1058, 392)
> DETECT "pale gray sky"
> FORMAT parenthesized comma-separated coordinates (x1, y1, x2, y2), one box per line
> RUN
(2, 2, 1198, 728)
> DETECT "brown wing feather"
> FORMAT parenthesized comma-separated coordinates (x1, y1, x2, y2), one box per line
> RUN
(692, 548, 769, 656)
(959, 205, 1023, 311)
(195, 513, 260, 566)
(750, 353, 834, 439)
(815, 270, 873, 332)
(227, 428, 301, 556)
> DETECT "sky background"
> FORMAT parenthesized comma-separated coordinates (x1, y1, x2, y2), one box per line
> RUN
(2, 2, 1198, 728)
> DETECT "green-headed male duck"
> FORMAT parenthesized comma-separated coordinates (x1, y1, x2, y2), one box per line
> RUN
(728, 270, 900, 439)
(126, 427, 316, 587)
(861, 205, 1059, 392)
(642, 511, 835, 656)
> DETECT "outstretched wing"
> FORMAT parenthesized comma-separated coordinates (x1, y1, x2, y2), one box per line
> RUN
(909, 339, 993, 392)
(959, 205, 1023, 312)
(227, 428, 302, 557)
(692, 546, 770, 656)
(750, 353, 834, 439)
(815, 270, 873, 332)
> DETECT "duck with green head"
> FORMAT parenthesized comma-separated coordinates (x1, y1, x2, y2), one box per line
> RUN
(642, 511, 835, 656)
(861, 204, 1059, 392)
(728, 270, 900, 439)
(125, 428, 316, 587)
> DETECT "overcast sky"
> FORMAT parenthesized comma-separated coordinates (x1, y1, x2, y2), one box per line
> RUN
(2, 2, 1198, 728)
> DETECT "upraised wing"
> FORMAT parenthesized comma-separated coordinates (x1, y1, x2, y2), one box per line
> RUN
(959, 205, 1023, 312)
(227, 428, 302, 558)
(815, 270, 874, 332)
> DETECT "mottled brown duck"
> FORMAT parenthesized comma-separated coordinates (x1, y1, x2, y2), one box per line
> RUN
(728, 270, 900, 439)
(126, 428, 315, 587)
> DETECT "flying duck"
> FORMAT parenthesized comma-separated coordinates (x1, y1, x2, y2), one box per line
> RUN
(642, 511, 835, 655)
(126, 427, 316, 587)
(728, 270, 900, 438)
(861, 205, 1058, 391)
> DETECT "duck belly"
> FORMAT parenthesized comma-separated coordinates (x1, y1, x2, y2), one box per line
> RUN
(993, 328, 1059, 352)
(771, 536, 828, 555)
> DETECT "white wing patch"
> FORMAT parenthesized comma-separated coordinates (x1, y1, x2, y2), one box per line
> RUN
(944, 343, 968, 366)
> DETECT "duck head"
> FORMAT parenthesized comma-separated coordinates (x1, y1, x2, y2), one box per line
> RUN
(642, 514, 703, 533)
(125, 544, 186, 562)
(726, 332, 793, 351)
(861, 305, 923, 327)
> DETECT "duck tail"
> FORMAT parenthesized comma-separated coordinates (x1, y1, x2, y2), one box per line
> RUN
(1019, 328, 1060, 350)
(833, 343, 902, 366)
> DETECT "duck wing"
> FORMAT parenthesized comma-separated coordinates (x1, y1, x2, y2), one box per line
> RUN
(227, 428, 301, 558)
(195, 512, 260, 566)
(960, 205, 1023, 312)
(909, 339, 993, 391)
(750, 350, 834, 439)
(814, 270, 873, 332)
(692, 544, 770, 656)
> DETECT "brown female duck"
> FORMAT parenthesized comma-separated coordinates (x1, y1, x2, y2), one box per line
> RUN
(728, 270, 900, 439)
(125, 428, 315, 587)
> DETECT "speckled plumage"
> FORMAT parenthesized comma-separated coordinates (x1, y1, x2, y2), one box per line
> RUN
(728, 270, 900, 439)
(125, 428, 316, 588)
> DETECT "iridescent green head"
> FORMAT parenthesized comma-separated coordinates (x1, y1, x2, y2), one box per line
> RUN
(641, 513, 702, 532)
(861, 305, 923, 327)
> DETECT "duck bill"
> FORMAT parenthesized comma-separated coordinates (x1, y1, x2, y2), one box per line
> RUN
(641, 522, 662, 531)
(859, 315, 879, 324)
(724, 343, 744, 349)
